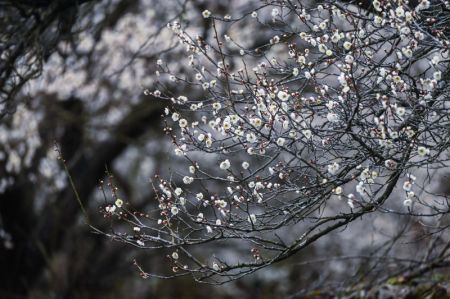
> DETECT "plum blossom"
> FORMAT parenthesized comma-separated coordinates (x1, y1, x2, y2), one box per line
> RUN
(202, 10, 211, 18)
(277, 91, 290, 101)
(328, 162, 340, 175)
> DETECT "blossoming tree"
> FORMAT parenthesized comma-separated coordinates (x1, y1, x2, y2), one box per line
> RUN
(100, 0, 450, 291)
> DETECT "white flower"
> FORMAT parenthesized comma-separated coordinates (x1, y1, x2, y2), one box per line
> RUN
(250, 117, 262, 127)
(215, 199, 227, 208)
(327, 101, 339, 110)
(205, 138, 212, 147)
(403, 181, 412, 192)
(220, 159, 231, 170)
(434, 71, 442, 81)
(206, 226, 213, 233)
(202, 10, 211, 18)
(360, 168, 370, 180)
(403, 199, 412, 207)
(328, 162, 340, 175)
(356, 181, 365, 196)
(248, 214, 257, 224)
(133, 227, 141, 232)
(271, 35, 280, 44)
(395, 107, 406, 117)
(343, 41, 352, 50)
(177, 96, 188, 103)
(189, 166, 196, 174)
(293, 68, 299, 76)
(196, 193, 204, 201)
(416, 0, 430, 11)
(246, 132, 257, 143)
(106, 205, 116, 213)
(384, 159, 397, 169)
(331, 32, 341, 43)
(405, 12, 413, 22)
(344, 55, 354, 64)
(417, 146, 430, 156)
(395, 6, 405, 17)
(277, 90, 290, 102)
(347, 199, 355, 209)
(319, 21, 327, 30)
(297, 55, 306, 64)
(302, 129, 312, 139)
(171, 112, 180, 121)
(431, 55, 440, 65)
(179, 119, 188, 128)
(335, 186, 343, 195)
(318, 44, 327, 53)
(373, 0, 381, 11)
(230, 114, 239, 124)
(196, 213, 204, 222)
(212, 262, 220, 271)
(171, 206, 179, 215)
(402, 48, 412, 58)
(271, 8, 279, 18)
(175, 187, 182, 196)
(327, 113, 339, 123)
(183, 176, 194, 184)
(276, 137, 285, 146)
(400, 27, 411, 35)
(373, 16, 383, 24)
(251, 11, 258, 18)
(115, 198, 123, 208)
(242, 161, 249, 169)
(174, 148, 183, 156)
(171, 252, 179, 259)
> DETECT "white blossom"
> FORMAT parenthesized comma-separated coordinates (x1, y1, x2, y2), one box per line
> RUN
(277, 91, 290, 101)
(327, 113, 339, 123)
(115, 198, 123, 208)
(171, 206, 179, 215)
(276, 137, 285, 146)
(248, 214, 257, 224)
(202, 10, 211, 18)
(417, 146, 430, 156)
(327, 162, 340, 175)
(183, 176, 194, 184)
(220, 159, 231, 170)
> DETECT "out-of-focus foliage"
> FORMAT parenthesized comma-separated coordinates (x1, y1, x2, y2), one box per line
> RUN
(0, 0, 99, 116)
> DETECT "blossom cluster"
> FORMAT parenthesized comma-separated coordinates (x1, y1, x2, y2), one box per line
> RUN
(106, 0, 450, 281)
